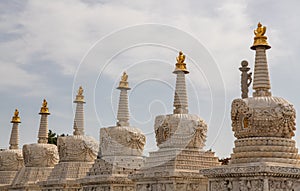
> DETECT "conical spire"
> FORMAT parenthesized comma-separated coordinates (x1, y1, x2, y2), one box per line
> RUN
(38, 99, 50, 143)
(173, 51, 189, 114)
(9, 109, 21, 149)
(73, 86, 86, 135)
(116, 72, 130, 126)
(251, 22, 272, 97)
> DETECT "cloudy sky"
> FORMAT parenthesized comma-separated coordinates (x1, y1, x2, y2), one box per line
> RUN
(1, 0, 300, 158)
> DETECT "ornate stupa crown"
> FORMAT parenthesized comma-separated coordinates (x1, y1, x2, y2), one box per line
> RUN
(251, 22, 271, 50)
(11, 109, 21, 123)
(39, 99, 50, 115)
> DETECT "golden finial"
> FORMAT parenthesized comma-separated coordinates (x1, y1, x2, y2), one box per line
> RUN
(251, 22, 271, 50)
(74, 86, 85, 103)
(121, 72, 128, 82)
(78, 86, 83, 96)
(174, 51, 189, 74)
(11, 109, 21, 123)
(254, 22, 266, 37)
(117, 72, 130, 90)
(39, 99, 50, 114)
(176, 51, 185, 64)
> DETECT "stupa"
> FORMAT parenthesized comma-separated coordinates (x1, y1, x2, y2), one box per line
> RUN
(10, 99, 59, 191)
(131, 51, 220, 191)
(40, 87, 99, 190)
(0, 109, 24, 190)
(80, 72, 146, 191)
(202, 23, 300, 191)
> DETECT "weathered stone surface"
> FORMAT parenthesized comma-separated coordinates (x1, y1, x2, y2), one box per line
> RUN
(57, 135, 98, 162)
(80, 126, 145, 190)
(39, 161, 94, 191)
(231, 97, 296, 139)
(10, 166, 54, 190)
(100, 126, 145, 157)
(155, 114, 207, 149)
(0, 149, 24, 186)
(0, 149, 23, 171)
(132, 113, 219, 190)
(23, 143, 58, 167)
(41, 136, 98, 187)
(202, 162, 300, 190)
(9, 143, 58, 190)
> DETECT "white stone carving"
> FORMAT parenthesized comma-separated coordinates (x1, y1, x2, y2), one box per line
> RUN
(0, 149, 24, 186)
(231, 97, 296, 139)
(154, 114, 207, 149)
(0, 149, 23, 171)
(57, 135, 98, 162)
(100, 126, 145, 156)
(22, 143, 58, 167)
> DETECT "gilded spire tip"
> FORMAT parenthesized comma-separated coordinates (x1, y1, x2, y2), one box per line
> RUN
(251, 22, 271, 50)
(174, 51, 189, 74)
(11, 109, 21, 123)
(74, 86, 85, 103)
(117, 72, 130, 90)
(78, 86, 83, 96)
(39, 99, 50, 114)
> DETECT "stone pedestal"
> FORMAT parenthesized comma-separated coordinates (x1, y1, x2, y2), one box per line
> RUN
(202, 96, 300, 191)
(40, 135, 98, 190)
(0, 149, 24, 189)
(131, 114, 220, 191)
(80, 126, 146, 191)
(202, 162, 300, 191)
(10, 143, 58, 191)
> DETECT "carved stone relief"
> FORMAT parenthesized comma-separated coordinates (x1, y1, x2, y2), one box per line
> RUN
(58, 135, 98, 162)
(23, 143, 58, 167)
(0, 150, 24, 171)
(100, 126, 145, 157)
(231, 97, 296, 139)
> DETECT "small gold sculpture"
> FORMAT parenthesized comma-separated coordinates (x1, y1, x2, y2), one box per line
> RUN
(121, 72, 128, 82)
(40, 99, 50, 114)
(11, 109, 21, 123)
(78, 86, 83, 96)
(174, 51, 189, 74)
(42, 99, 47, 108)
(14, 109, 19, 118)
(74, 86, 85, 103)
(254, 22, 266, 37)
(176, 51, 185, 64)
(118, 72, 130, 89)
(251, 22, 271, 49)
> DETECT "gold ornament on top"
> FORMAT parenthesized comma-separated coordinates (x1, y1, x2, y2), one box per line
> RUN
(11, 109, 21, 123)
(78, 86, 83, 96)
(39, 99, 50, 114)
(118, 72, 130, 89)
(74, 86, 85, 103)
(176, 51, 185, 64)
(251, 22, 271, 49)
(174, 51, 189, 74)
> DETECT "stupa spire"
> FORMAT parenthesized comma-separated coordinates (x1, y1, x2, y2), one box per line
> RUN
(116, 72, 130, 126)
(251, 22, 272, 97)
(9, 109, 21, 149)
(38, 99, 50, 143)
(173, 51, 189, 114)
(73, 86, 86, 135)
